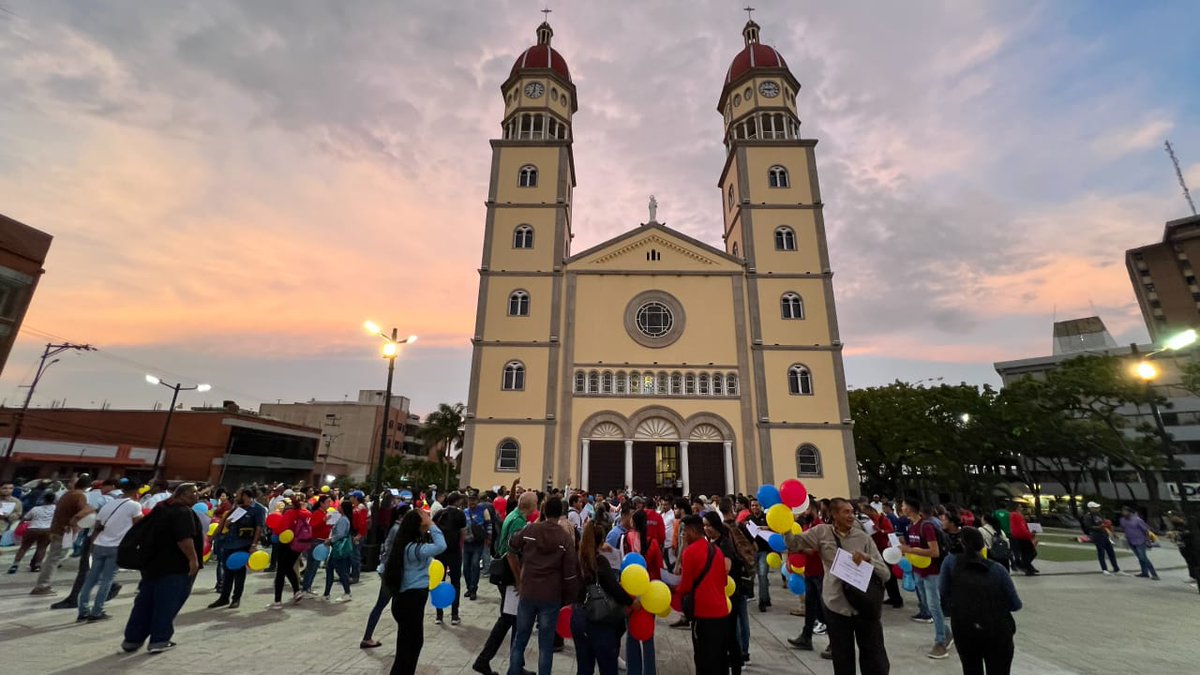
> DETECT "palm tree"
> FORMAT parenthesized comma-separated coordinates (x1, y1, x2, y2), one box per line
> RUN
(418, 403, 465, 487)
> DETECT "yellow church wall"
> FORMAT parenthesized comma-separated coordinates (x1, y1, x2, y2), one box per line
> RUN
(483, 276, 556, 342)
(570, 274, 742, 366)
(469, 423, 547, 490)
(766, 427, 854, 498)
(744, 147, 815, 204)
(753, 277, 832, 345)
(475, 347, 551, 420)
(495, 146, 563, 204)
(571, 230, 741, 273)
(748, 210, 824, 273)
(489, 208, 560, 271)
(760, 350, 841, 423)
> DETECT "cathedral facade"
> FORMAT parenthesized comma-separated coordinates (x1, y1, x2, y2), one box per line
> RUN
(461, 19, 858, 499)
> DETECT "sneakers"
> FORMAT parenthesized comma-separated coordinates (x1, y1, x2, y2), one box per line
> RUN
(742, 652, 751, 664)
(75, 614, 90, 623)
(435, 617, 444, 625)
(87, 612, 111, 622)
(928, 643, 950, 659)
(820, 645, 833, 660)
(617, 657, 627, 671)
(267, 602, 284, 610)
(813, 620, 827, 635)
(7, 564, 16, 574)
(50, 599, 77, 610)
(1151, 575, 1161, 581)
(452, 616, 462, 626)
(148, 642, 177, 654)
(1101, 570, 1112, 576)
(790, 607, 805, 617)
(336, 594, 352, 603)
(669, 618, 690, 629)
(229, 600, 240, 609)
(910, 614, 933, 624)
(788, 634, 813, 650)
(1135, 573, 1149, 578)
(29, 586, 55, 596)
(291, 590, 305, 604)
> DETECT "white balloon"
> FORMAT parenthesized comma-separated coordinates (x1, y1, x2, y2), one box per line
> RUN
(882, 546, 903, 565)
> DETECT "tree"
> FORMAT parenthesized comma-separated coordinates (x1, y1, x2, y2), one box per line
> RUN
(380, 455, 458, 493)
(417, 402, 465, 489)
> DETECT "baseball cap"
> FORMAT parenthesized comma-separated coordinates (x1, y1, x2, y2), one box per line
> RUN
(349, 490, 365, 499)
(283, 489, 295, 496)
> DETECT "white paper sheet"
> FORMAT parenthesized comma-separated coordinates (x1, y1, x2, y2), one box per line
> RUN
(745, 520, 760, 538)
(227, 507, 246, 523)
(887, 533, 900, 548)
(503, 587, 519, 616)
(862, 519, 876, 535)
(0, 502, 14, 517)
(1028, 523, 1043, 533)
(830, 548, 874, 592)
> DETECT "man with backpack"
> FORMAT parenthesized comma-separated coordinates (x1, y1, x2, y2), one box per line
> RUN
(900, 499, 951, 660)
(939, 527, 1022, 674)
(433, 491, 468, 625)
(119, 482, 204, 654)
(464, 492, 494, 601)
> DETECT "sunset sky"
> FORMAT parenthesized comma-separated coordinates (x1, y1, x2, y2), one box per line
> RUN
(1, 1, 1198, 417)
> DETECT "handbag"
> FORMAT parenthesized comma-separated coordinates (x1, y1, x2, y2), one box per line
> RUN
(583, 581, 625, 625)
(489, 555, 515, 586)
(681, 543, 716, 620)
(832, 530, 885, 620)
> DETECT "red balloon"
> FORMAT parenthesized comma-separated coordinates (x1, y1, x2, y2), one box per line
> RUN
(670, 588, 682, 613)
(141, 508, 151, 517)
(556, 605, 573, 639)
(628, 608, 655, 642)
(788, 552, 806, 571)
(493, 497, 508, 517)
(891, 564, 903, 578)
(265, 512, 284, 531)
(203, 540, 212, 556)
(779, 479, 808, 508)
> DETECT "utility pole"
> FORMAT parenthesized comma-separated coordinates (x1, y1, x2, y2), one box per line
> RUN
(320, 413, 342, 481)
(1, 342, 95, 476)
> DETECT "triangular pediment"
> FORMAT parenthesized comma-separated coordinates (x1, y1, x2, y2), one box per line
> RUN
(568, 223, 743, 272)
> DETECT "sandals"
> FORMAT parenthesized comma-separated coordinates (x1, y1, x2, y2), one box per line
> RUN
(360, 639, 382, 649)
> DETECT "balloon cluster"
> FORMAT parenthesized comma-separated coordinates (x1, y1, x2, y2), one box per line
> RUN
(430, 559, 455, 608)
(882, 545, 930, 569)
(755, 478, 809, 595)
(614, 553, 672, 641)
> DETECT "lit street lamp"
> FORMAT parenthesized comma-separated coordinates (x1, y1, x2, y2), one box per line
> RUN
(1131, 329, 1200, 594)
(146, 374, 211, 478)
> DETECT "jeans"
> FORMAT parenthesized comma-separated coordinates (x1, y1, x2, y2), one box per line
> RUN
(351, 540, 362, 579)
(755, 551, 772, 606)
(364, 580, 392, 640)
(302, 545, 322, 592)
(78, 544, 119, 618)
(573, 605, 624, 675)
(1131, 543, 1157, 577)
(121, 574, 195, 650)
(390, 588, 429, 675)
(825, 608, 890, 674)
(916, 574, 947, 645)
(625, 633, 656, 675)
(436, 553, 462, 619)
(463, 543, 486, 594)
(731, 592, 750, 654)
(1093, 534, 1120, 572)
(914, 574, 931, 618)
(325, 555, 352, 596)
(508, 598, 560, 675)
(216, 545, 250, 603)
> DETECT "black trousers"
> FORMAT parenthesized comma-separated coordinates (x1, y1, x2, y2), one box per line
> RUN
(273, 546, 301, 602)
(63, 533, 92, 603)
(824, 608, 890, 675)
(953, 625, 1013, 675)
(1013, 540, 1037, 572)
(217, 546, 250, 602)
(435, 553, 462, 619)
(803, 575, 825, 633)
(476, 584, 516, 666)
(390, 588, 428, 675)
(691, 616, 730, 675)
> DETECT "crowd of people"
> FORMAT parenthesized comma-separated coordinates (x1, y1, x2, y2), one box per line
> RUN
(0, 475, 1193, 674)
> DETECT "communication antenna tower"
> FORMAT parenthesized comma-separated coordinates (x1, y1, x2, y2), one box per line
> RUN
(1165, 140, 1197, 216)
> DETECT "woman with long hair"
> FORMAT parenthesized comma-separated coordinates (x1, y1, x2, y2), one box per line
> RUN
(323, 500, 356, 602)
(940, 527, 1022, 675)
(268, 497, 308, 609)
(302, 494, 332, 594)
(384, 507, 446, 675)
(572, 521, 634, 675)
(360, 502, 412, 649)
(702, 511, 744, 675)
(624, 509, 662, 675)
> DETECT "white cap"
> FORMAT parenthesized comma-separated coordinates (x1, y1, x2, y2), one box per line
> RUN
(1087, 501, 1100, 508)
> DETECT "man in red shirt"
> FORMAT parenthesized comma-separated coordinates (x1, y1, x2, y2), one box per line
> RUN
(348, 490, 369, 582)
(638, 497, 666, 552)
(302, 494, 334, 594)
(1008, 508, 1038, 576)
(676, 514, 730, 675)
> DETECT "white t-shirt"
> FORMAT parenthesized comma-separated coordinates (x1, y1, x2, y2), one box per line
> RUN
(661, 510, 676, 551)
(26, 504, 55, 530)
(93, 498, 142, 548)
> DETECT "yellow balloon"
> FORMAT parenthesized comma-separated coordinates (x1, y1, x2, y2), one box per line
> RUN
(429, 559, 446, 589)
(620, 564, 650, 597)
(208, 522, 218, 536)
(907, 553, 931, 569)
(725, 596, 732, 615)
(724, 575, 736, 597)
(766, 552, 782, 569)
(791, 522, 802, 535)
(656, 605, 672, 619)
(203, 551, 212, 564)
(138, 485, 150, 495)
(321, 485, 331, 493)
(766, 504, 793, 533)
(982, 547, 988, 560)
(641, 580, 671, 615)
(327, 507, 337, 514)
(279, 529, 295, 544)
(790, 565, 806, 575)
(248, 550, 271, 572)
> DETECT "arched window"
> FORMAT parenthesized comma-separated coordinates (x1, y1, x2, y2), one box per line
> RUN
(712, 374, 724, 396)
(768, 165, 789, 188)
(788, 364, 813, 395)
(573, 371, 585, 394)
(508, 290, 530, 316)
(670, 372, 682, 396)
(518, 165, 538, 187)
(615, 371, 627, 394)
(796, 444, 821, 476)
(775, 226, 797, 251)
(497, 439, 520, 472)
(732, 242, 739, 257)
(657, 372, 669, 396)
(630, 371, 642, 395)
(601, 371, 613, 394)
(642, 373, 657, 396)
(698, 373, 710, 395)
(588, 371, 600, 394)
(726, 374, 738, 396)
(781, 292, 804, 319)
(502, 361, 526, 391)
(685, 373, 696, 395)
(727, 184, 734, 209)
(513, 225, 534, 249)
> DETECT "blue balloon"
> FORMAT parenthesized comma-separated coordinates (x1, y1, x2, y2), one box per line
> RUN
(898, 557, 913, 572)
(768, 533, 787, 553)
(226, 551, 250, 570)
(192, 502, 209, 516)
(620, 553, 647, 571)
(312, 543, 329, 562)
(430, 581, 455, 609)
(788, 573, 806, 596)
(756, 485, 782, 509)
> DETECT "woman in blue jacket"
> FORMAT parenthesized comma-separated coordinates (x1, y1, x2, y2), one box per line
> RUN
(940, 527, 1022, 675)
(383, 507, 446, 675)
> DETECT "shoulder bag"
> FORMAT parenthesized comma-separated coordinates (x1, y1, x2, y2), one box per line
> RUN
(832, 530, 885, 620)
(681, 543, 716, 620)
(583, 575, 625, 625)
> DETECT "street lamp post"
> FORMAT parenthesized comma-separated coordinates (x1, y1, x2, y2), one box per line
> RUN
(362, 321, 416, 572)
(146, 375, 211, 479)
(0, 342, 94, 477)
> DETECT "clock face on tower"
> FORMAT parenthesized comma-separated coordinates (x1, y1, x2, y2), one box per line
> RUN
(524, 82, 545, 99)
(759, 81, 780, 98)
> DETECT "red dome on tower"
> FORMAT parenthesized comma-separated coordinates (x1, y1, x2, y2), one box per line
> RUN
(725, 42, 788, 85)
(510, 22, 571, 82)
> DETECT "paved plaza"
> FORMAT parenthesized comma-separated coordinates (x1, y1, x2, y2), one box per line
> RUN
(1, 542, 1195, 674)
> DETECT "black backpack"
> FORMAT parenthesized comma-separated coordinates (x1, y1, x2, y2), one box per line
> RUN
(117, 506, 161, 571)
(988, 529, 1011, 561)
(946, 558, 1015, 635)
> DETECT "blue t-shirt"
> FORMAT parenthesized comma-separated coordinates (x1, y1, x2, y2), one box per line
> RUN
(224, 502, 266, 549)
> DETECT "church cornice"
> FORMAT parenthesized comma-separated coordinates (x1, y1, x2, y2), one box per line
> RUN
(759, 421, 853, 430)
(567, 222, 742, 267)
(752, 343, 843, 352)
(591, 233, 716, 266)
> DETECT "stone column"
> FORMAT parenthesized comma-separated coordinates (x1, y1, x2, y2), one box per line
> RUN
(624, 439, 634, 492)
(679, 440, 691, 496)
(581, 439, 590, 492)
(723, 440, 734, 495)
